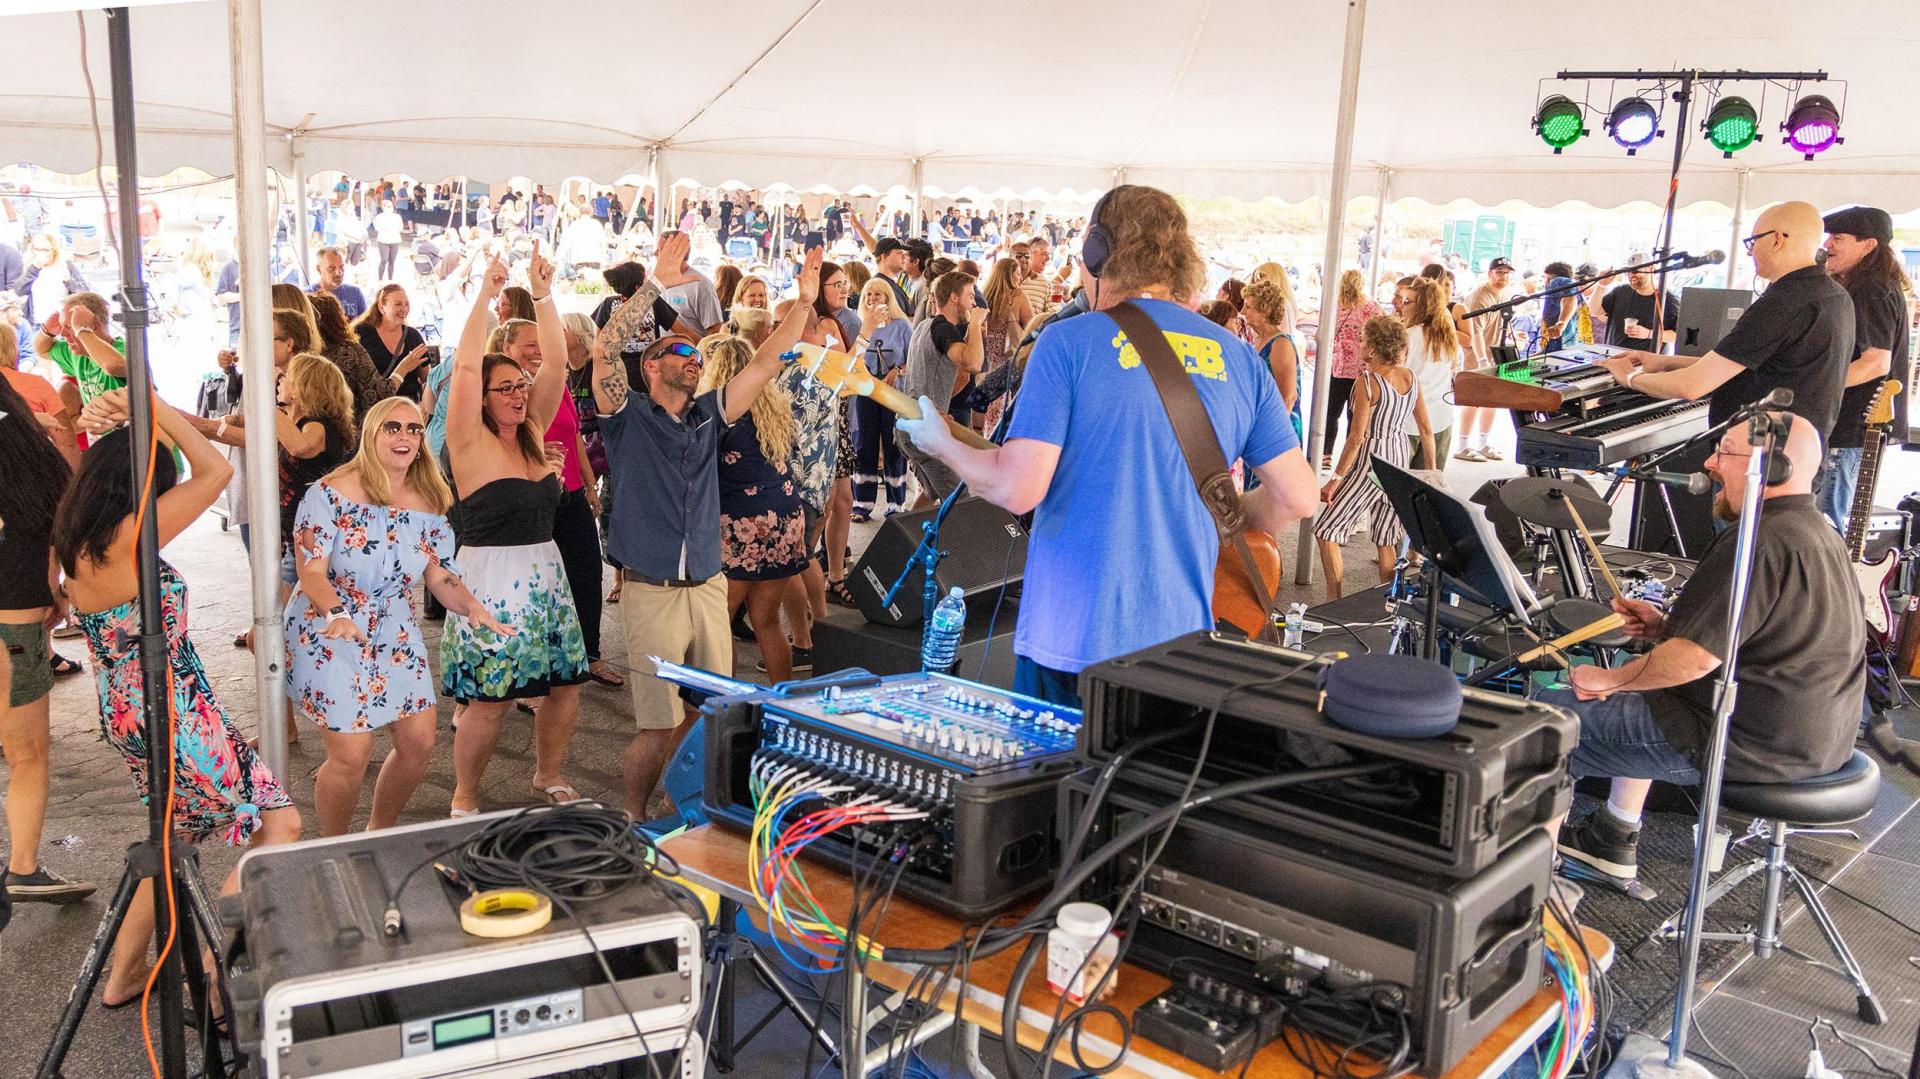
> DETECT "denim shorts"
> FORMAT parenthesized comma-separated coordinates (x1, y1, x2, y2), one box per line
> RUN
(1533, 687, 1702, 786)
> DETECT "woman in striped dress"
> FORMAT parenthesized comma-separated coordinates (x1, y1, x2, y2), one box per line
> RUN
(1314, 316, 1435, 601)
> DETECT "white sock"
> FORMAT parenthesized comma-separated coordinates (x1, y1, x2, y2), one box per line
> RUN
(1470, 432, 1487, 449)
(1604, 800, 1642, 827)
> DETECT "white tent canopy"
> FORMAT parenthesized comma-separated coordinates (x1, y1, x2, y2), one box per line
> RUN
(2, 0, 1915, 212)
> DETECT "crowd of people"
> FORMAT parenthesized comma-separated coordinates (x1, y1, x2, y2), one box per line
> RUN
(0, 175, 1909, 971)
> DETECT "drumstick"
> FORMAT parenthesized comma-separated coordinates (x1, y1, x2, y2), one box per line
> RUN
(1559, 496, 1622, 599)
(1514, 612, 1629, 666)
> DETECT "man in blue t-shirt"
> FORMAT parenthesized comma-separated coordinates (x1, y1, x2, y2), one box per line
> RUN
(899, 185, 1318, 707)
(1536, 260, 1579, 354)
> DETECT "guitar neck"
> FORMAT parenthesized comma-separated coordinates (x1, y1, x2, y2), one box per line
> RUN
(1845, 429, 1888, 560)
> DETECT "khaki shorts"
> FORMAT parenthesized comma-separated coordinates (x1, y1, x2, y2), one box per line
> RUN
(621, 575, 732, 730)
(0, 621, 54, 708)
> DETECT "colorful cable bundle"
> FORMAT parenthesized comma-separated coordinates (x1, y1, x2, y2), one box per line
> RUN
(745, 755, 928, 971)
(1539, 907, 1594, 1079)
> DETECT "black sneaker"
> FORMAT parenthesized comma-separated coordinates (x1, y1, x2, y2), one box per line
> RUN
(4, 866, 98, 905)
(757, 648, 813, 674)
(1557, 811, 1640, 882)
(731, 610, 755, 642)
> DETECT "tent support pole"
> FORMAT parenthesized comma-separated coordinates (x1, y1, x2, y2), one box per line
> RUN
(650, 145, 668, 237)
(1293, 0, 1368, 587)
(1726, 167, 1749, 289)
(290, 140, 310, 288)
(227, 0, 288, 776)
(1367, 165, 1390, 296)
(909, 158, 924, 240)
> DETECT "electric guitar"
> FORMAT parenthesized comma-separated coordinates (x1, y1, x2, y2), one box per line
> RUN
(1846, 379, 1902, 638)
(787, 341, 997, 450)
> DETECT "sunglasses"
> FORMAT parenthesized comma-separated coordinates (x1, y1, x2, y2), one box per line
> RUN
(648, 341, 701, 363)
(379, 420, 426, 437)
(1742, 230, 1781, 254)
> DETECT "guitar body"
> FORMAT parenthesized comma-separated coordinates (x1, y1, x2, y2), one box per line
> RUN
(1214, 530, 1283, 639)
(1855, 550, 1898, 638)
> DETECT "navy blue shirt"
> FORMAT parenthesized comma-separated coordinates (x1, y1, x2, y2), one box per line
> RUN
(599, 387, 730, 582)
(1536, 275, 1578, 352)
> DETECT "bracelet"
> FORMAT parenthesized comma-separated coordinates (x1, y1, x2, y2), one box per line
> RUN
(531, 292, 551, 302)
(215, 419, 228, 440)
(1624, 368, 1643, 389)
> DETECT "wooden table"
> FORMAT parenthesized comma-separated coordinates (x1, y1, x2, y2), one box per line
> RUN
(661, 825, 1613, 1079)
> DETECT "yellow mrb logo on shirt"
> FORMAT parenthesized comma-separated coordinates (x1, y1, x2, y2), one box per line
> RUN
(1111, 330, 1228, 381)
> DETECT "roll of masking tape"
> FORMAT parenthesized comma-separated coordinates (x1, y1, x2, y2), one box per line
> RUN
(459, 888, 553, 938)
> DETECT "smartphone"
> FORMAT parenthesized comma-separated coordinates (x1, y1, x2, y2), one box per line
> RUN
(805, 230, 825, 252)
(424, 345, 442, 365)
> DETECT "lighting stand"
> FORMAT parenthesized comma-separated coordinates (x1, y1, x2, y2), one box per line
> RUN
(37, 10, 229, 1079)
(1634, 408, 1787, 1079)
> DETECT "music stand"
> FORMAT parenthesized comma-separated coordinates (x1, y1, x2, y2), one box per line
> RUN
(1374, 458, 1541, 660)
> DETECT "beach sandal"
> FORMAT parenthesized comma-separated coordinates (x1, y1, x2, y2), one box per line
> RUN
(533, 784, 582, 805)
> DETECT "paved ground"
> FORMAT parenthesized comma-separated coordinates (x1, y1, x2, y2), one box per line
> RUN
(0, 427, 1532, 1076)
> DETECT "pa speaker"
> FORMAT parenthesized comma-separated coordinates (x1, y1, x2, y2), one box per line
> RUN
(850, 497, 1027, 627)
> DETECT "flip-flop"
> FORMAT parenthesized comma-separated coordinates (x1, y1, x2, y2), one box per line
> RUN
(588, 664, 625, 688)
(48, 653, 82, 676)
(532, 784, 581, 805)
(606, 585, 622, 604)
(449, 806, 478, 819)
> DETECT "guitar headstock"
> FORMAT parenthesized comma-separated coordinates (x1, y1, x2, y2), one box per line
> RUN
(787, 341, 869, 399)
(1867, 378, 1902, 428)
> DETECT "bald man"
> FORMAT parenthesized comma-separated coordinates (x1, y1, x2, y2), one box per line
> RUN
(1598, 201, 1855, 440)
(1543, 414, 1865, 886)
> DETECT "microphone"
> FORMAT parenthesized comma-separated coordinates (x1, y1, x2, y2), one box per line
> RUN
(1666, 250, 1725, 270)
(1761, 387, 1795, 408)
(1624, 468, 1712, 495)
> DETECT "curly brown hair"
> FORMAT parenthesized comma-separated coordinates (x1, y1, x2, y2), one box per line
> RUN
(1093, 186, 1206, 303)
(1361, 315, 1408, 365)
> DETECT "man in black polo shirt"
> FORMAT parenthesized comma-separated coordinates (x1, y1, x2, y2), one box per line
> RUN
(1598, 201, 1854, 440)
(1814, 205, 1911, 529)
(1597, 256, 1679, 350)
(590, 242, 822, 818)
(1542, 416, 1864, 886)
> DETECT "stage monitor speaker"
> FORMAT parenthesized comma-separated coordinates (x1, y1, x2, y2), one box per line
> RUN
(851, 497, 1027, 627)
(1676, 286, 1754, 358)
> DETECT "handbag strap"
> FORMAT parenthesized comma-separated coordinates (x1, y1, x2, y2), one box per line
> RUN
(1106, 301, 1278, 638)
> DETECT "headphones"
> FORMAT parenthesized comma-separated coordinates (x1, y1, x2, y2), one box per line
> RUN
(1079, 183, 1135, 279)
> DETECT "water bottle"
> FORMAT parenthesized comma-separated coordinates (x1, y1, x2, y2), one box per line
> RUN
(922, 587, 967, 673)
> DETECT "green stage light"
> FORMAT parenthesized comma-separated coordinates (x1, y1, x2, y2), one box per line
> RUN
(1535, 95, 1586, 153)
(1704, 96, 1759, 156)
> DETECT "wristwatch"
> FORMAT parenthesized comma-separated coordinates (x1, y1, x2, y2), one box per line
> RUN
(325, 605, 348, 621)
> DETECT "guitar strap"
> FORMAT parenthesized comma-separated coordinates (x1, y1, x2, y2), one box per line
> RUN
(1106, 301, 1279, 641)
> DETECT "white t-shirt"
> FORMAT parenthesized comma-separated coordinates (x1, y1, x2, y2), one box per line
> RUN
(372, 210, 404, 245)
(1406, 325, 1459, 432)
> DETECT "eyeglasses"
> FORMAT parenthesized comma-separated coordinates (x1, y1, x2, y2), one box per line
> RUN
(379, 420, 426, 437)
(487, 380, 533, 397)
(827, 280, 851, 290)
(1741, 230, 1781, 254)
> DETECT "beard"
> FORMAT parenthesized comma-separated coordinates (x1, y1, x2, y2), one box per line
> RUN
(1713, 490, 1737, 522)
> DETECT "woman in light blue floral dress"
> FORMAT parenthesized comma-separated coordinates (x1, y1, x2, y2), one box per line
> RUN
(285, 397, 511, 835)
(441, 251, 590, 815)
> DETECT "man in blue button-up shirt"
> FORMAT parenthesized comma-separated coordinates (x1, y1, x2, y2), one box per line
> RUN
(592, 234, 821, 817)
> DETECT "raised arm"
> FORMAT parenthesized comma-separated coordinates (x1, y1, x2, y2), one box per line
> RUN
(81, 387, 234, 548)
(446, 255, 508, 451)
(848, 209, 879, 254)
(722, 246, 820, 424)
(524, 242, 568, 431)
(64, 304, 128, 378)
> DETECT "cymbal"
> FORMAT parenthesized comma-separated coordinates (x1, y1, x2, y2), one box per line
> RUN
(1498, 476, 1611, 533)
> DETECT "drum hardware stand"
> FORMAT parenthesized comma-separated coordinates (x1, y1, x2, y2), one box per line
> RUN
(38, 11, 233, 1079)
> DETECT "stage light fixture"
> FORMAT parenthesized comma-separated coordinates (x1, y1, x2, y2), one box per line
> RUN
(1534, 95, 1585, 153)
(1783, 94, 1842, 159)
(1606, 96, 1660, 153)
(1703, 96, 1759, 156)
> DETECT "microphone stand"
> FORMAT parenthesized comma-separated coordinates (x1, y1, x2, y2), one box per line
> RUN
(882, 382, 1020, 670)
(1635, 405, 1789, 1079)
(1463, 251, 1691, 361)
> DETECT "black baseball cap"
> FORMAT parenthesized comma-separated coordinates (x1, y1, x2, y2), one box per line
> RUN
(873, 237, 907, 256)
(1823, 205, 1893, 244)
(1487, 257, 1514, 272)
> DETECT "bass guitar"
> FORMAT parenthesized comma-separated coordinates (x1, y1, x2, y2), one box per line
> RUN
(1846, 379, 1902, 639)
